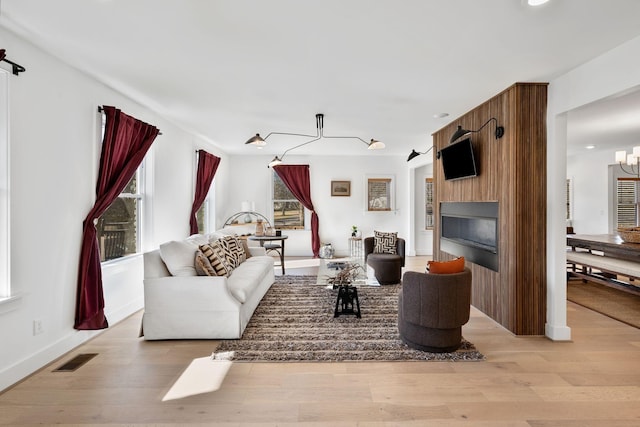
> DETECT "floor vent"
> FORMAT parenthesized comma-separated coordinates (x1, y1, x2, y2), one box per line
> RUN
(53, 353, 98, 372)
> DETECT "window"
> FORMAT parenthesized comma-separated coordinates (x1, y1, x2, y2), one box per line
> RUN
(97, 169, 143, 261)
(196, 201, 208, 234)
(273, 173, 304, 229)
(425, 178, 434, 229)
(616, 178, 640, 228)
(0, 70, 9, 299)
(96, 112, 146, 262)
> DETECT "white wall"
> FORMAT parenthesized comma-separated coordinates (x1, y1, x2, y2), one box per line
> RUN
(547, 34, 640, 340)
(567, 149, 621, 235)
(0, 28, 225, 391)
(224, 154, 409, 257)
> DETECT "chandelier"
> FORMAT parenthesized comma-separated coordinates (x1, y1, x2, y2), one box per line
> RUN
(245, 113, 385, 167)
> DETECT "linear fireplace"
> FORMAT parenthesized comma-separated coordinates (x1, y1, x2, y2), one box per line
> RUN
(440, 201, 499, 271)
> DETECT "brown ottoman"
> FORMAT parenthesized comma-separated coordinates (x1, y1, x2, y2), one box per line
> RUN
(366, 254, 403, 285)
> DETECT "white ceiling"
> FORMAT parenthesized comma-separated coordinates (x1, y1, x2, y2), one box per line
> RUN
(2, 0, 640, 159)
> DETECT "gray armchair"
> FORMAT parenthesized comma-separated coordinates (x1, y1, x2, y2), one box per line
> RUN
(398, 268, 472, 352)
(364, 236, 405, 285)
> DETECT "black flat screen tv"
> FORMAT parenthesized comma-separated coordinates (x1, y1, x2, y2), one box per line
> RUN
(440, 138, 478, 181)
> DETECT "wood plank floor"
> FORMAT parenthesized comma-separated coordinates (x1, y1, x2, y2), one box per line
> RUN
(1, 256, 640, 426)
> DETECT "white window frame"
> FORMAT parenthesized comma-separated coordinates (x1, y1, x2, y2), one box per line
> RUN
(0, 69, 18, 313)
(272, 171, 306, 230)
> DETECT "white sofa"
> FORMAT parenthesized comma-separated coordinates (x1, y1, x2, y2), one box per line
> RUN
(142, 233, 275, 340)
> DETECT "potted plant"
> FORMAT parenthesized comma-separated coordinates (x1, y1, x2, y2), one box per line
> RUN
(351, 225, 359, 237)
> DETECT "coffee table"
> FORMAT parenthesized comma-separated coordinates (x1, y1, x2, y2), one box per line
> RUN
(316, 257, 378, 287)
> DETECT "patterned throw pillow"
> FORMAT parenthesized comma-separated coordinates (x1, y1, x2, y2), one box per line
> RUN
(199, 242, 234, 277)
(194, 250, 216, 276)
(373, 230, 397, 254)
(219, 235, 247, 268)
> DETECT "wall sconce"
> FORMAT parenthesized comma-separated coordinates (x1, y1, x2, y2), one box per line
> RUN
(406, 146, 434, 162)
(615, 147, 640, 177)
(244, 113, 385, 167)
(450, 117, 505, 144)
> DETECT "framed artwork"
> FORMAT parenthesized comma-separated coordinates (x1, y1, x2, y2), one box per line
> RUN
(366, 175, 394, 211)
(331, 180, 351, 197)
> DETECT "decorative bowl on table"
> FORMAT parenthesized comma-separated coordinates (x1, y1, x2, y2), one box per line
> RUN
(617, 227, 640, 243)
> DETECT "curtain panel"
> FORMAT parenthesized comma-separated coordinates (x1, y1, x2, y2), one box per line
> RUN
(273, 164, 320, 257)
(189, 150, 221, 235)
(75, 106, 160, 330)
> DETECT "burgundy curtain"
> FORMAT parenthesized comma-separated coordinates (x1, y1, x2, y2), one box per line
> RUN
(189, 150, 221, 234)
(273, 164, 320, 257)
(75, 106, 160, 330)
(0, 49, 5, 61)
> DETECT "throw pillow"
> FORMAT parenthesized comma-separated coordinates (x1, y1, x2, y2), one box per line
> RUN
(159, 240, 198, 276)
(373, 230, 398, 254)
(194, 250, 216, 276)
(240, 237, 252, 259)
(427, 256, 465, 274)
(199, 242, 235, 277)
(219, 235, 247, 268)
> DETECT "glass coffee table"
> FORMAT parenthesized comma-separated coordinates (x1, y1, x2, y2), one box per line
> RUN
(316, 257, 380, 288)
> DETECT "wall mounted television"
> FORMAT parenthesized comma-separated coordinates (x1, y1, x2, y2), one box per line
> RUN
(440, 137, 478, 181)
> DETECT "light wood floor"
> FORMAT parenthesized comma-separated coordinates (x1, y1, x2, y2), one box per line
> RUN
(1, 256, 640, 426)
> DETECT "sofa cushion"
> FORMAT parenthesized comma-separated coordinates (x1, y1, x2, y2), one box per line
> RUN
(219, 235, 247, 268)
(226, 256, 273, 302)
(199, 241, 234, 277)
(159, 240, 199, 276)
(374, 230, 398, 254)
(427, 256, 465, 274)
(194, 250, 216, 276)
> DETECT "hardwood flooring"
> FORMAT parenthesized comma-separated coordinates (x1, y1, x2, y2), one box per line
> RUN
(1, 256, 639, 426)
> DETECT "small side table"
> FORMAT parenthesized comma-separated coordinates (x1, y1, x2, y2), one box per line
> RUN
(349, 237, 363, 259)
(249, 235, 288, 275)
(334, 285, 361, 318)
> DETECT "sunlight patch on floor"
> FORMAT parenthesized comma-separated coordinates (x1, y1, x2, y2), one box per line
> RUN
(162, 356, 232, 401)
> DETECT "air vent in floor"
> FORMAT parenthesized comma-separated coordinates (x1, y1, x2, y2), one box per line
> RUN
(53, 353, 98, 372)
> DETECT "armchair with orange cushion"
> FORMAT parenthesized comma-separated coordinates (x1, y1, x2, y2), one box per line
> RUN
(398, 257, 471, 352)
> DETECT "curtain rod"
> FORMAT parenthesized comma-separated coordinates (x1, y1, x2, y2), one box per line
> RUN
(97, 106, 162, 135)
(0, 56, 26, 76)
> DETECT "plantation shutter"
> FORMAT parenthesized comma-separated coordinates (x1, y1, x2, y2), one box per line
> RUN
(616, 178, 639, 227)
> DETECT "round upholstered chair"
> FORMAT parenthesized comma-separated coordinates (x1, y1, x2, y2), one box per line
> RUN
(398, 268, 472, 353)
(364, 235, 405, 285)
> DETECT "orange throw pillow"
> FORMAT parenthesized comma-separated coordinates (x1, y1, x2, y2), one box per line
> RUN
(427, 256, 465, 274)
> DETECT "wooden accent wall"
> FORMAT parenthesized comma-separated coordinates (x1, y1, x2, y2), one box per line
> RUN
(433, 83, 547, 335)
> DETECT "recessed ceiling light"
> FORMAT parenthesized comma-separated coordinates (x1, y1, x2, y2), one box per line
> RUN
(528, 0, 550, 5)
(433, 113, 449, 119)
(585, 145, 596, 150)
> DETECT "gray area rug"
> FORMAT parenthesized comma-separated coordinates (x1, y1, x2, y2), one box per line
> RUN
(214, 275, 484, 362)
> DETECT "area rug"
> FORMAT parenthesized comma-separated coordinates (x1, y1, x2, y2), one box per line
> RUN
(213, 275, 484, 362)
(567, 279, 640, 329)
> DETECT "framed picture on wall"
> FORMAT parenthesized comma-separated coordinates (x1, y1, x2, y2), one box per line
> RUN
(331, 180, 351, 197)
(366, 175, 394, 211)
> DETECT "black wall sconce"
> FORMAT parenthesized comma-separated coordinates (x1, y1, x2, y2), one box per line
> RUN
(406, 146, 434, 162)
(450, 117, 504, 144)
